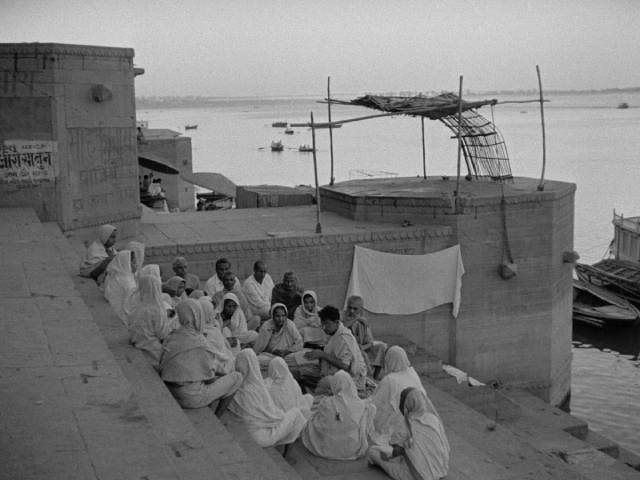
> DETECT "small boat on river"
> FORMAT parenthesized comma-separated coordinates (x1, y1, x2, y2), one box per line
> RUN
(617, 102, 629, 109)
(573, 279, 640, 327)
(272, 121, 288, 127)
(284, 127, 294, 134)
(185, 124, 198, 130)
(271, 140, 284, 152)
(298, 144, 314, 152)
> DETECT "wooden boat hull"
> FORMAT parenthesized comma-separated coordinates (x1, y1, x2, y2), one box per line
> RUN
(573, 279, 640, 327)
(575, 260, 640, 305)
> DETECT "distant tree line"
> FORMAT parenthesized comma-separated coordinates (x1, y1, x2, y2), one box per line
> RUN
(136, 87, 640, 109)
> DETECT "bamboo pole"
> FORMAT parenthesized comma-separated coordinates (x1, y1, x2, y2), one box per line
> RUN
(454, 75, 463, 210)
(311, 112, 322, 234)
(421, 116, 427, 179)
(327, 77, 335, 185)
(536, 65, 547, 192)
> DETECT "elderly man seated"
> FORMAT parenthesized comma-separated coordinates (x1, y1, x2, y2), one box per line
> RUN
(271, 271, 303, 320)
(243, 261, 274, 327)
(343, 295, 387, 380)
(205, 258, 240, 297)
(253, 303, 303, 368)
(299, 305, 368, 394)
(171, 256, 201, 295)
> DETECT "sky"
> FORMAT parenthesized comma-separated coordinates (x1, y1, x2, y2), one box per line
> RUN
(2, 0, 639, 97)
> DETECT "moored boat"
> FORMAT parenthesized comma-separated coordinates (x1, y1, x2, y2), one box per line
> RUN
(573, 279, 640, 327)
(272, 121, 288, 127)
(617, 102, 629, 109)
(298, 144, 314, 152)
(271, 140, 284, 151)
(284, 127, 294, 134)
(185, 124, 198, 130)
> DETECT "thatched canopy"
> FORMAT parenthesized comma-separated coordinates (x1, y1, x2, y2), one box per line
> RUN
(332, 93, 512, 181)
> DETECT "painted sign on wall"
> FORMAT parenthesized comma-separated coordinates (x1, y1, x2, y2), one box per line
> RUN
(0, 140, 56, 183)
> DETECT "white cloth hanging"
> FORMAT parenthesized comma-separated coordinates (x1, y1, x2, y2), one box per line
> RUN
(345, 245, 464, 318)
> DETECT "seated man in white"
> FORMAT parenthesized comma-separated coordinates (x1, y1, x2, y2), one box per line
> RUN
(243, 260, 274, 328)
(204, 258, 240, 297)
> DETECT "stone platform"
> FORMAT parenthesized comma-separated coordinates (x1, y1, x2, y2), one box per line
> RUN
(2, 206, 640, 479)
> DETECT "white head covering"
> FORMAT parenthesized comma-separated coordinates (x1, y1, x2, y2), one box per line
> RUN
(98, 224, 117, 244)
(330, 370, 366, 421)
(139, 264, 161, 280)
(229, 349, 288, 428)
(270, 302, 287, 318)
(176, 298, 204, 334)
(265, 357, 313, 414)
(301, 290, 318, 316)
(104, 250, 136, 322)
(384, 345, 410, 374)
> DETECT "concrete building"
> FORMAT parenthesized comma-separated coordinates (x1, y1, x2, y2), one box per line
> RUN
(138, 128, 195, 211)
(0, 43, 141, 234)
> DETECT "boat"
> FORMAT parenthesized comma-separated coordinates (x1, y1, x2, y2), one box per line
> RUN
(575, 259, 640, 305)
(284, 127, 294, 134)
(312, 123, 342, 129)
(573, 279, 640, 327)
(272, 121, 288, 128)
(271, 140, 284, 152)
(298, 144, 314, 152)
(185, 124, 198, 130)
(617, 102, 629, 109)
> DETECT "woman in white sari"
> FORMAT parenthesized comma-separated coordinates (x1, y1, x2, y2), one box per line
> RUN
(265, 356, 313, 418)
(164, 276, 188, 307)
(128, 274, 175, 367)
(79, 224, 117, 283)
(370, 346, 426, 444)
(160, 299, 243, 414)
(293, 290, 326, 347)
(216, 293, 258, 345)
(104, 250, 137, 323)
(228, 349, 307, 447)
(367, 387, 449, 480)
(199, 297, 236, 374)
(301, 370, 375, 460)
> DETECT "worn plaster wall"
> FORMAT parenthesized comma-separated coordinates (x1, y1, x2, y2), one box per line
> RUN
(138, 136, 194, 211)
(0, 43, 140, 233)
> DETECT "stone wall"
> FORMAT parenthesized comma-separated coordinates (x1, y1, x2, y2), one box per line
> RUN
(0, 43, 140, 234)
(138, 136, 194, 211)
(320, 178, 576, 404)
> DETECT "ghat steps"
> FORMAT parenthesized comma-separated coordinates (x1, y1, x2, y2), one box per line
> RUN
(2, 206, 639, 479)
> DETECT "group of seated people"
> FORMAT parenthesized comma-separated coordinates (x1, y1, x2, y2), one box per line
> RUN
(78, 224, 450, 480)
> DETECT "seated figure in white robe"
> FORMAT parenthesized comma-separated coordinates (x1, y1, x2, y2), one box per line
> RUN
(253, 303, 303, 368)
(369, 346, 426, 445)
(215, 292, 258, 346)
(301, 370, 375, 460)
(367, 387, 449, 480)
(128, 274, 176, 367)
(104, 250, 137, 324)
(199, 297, 236, 374)
(265, 356, 313, 418)
(79, 224, 117, 283)
(228, 349, 307, 447)
(293, 290, 327, 347)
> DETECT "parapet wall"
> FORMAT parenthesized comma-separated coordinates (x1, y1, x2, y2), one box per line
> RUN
(0, 43, 140, 233)
(320, 177, 576, 405)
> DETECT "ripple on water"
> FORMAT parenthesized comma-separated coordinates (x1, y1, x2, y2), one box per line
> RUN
(571, 345, 640, 456)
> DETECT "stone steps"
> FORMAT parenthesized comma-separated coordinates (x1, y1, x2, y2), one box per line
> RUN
(44, 221, 301, 480)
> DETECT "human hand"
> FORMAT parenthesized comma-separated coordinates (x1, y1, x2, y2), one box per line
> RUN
(304, 350, 323, 360)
